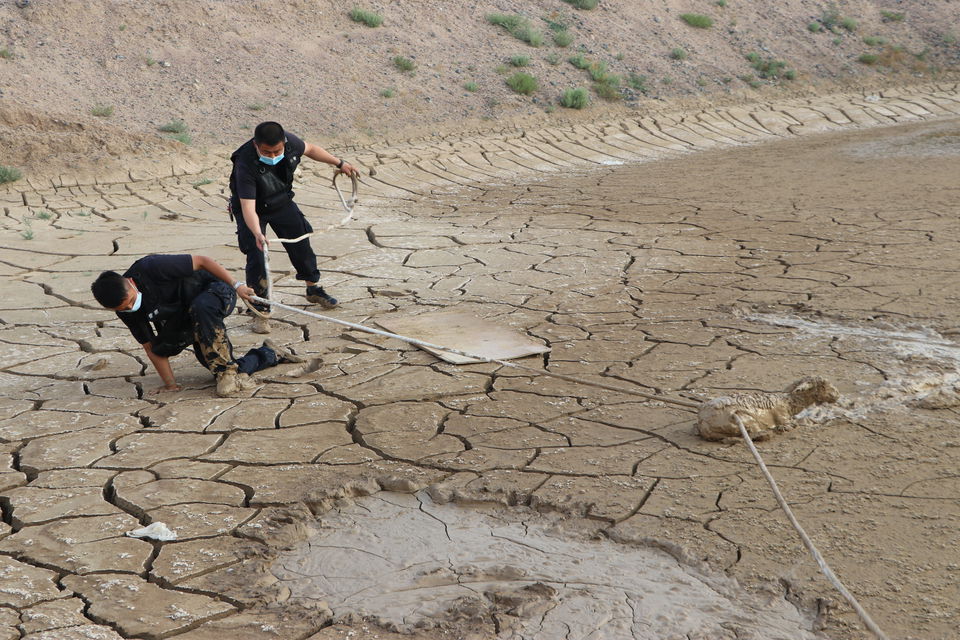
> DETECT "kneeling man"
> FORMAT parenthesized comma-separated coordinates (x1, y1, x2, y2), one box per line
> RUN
(91, 254, 302, 396)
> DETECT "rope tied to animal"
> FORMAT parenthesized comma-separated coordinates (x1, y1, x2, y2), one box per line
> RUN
(733, 414, 890, 640)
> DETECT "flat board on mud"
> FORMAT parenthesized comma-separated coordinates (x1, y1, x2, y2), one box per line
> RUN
(375, 310, 550, 364)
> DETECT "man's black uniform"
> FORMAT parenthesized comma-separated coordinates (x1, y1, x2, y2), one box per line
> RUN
(118, 255, 277, 375)
(229, 132, 321, 305)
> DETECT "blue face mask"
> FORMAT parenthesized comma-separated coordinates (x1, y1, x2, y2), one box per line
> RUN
(258, 152, 284, 166)
(119, 291, 142, 313)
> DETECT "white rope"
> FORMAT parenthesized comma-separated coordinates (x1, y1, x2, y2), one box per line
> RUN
(257, 172, 359, 313)
(248, 296, 701, 409)
(733, 414, 890, 640)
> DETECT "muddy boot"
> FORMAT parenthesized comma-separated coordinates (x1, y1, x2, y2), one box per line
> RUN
(215, 369, 241, 397)
(263, 338, 305, 363)
(236, 372, 258, 391)
(217, 370, 259, 397)
(305, 285, 338, 309)
(251, 314, 271, 334)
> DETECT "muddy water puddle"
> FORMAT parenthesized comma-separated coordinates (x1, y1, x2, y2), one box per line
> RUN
(273, 492, 819, 639)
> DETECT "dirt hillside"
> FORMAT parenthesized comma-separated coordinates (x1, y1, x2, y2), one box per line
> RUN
(0, 0, 957, 179)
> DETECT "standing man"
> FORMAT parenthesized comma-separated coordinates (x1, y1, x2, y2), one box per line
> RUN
(90, 254, 305, 397)
(229, 121, 359, 334)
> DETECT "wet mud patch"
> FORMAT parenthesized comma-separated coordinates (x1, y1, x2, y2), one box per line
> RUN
(745, 312, 960, 417)
(843, 119, 960, 158)
(273, 491, 819, 639)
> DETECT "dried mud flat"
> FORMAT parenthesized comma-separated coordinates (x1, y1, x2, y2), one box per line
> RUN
(1, 86, 960, 640)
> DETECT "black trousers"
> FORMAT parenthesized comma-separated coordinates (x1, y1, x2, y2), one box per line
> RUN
(233, 198, 322, 308)
(188, 281, 278, 375)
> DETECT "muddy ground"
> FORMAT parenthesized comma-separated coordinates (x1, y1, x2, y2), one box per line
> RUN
(0, 89, 959, 639)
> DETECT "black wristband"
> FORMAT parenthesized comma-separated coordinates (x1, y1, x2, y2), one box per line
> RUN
(335, 159, 344, 169)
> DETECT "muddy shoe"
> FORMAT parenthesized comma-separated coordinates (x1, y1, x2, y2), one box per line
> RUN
(251, 314, 271, 334)
(305, 285, 338, 309)
(236, 372, 258, 391)
(215, 369, 242, 397)
(263, 338, 305, 364)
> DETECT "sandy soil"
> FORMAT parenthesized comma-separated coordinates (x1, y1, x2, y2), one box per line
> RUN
(0, 0, 958, 179)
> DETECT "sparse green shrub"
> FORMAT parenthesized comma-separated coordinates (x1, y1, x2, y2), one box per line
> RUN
(680, 13, 713, 29)
(464, 81, 478, 92)
(247, 103, 266, 111)
(91, 105, 114, 117)
(863, 36, 887, 46)
(169, 132, 191, 144)
(745, 52, 794, 79)
(944, 32, 958, 45)
(833, 37, 842, 45)
(560, 87, 589, 109)
(158, 119, 187, 134)
(587, 60, 608, 81)
(783, 69, 797, 80)
(545, 52, 560, 65)
(568, 54, 590, 69)
(593, 79, 621, 100)
(192, 178, 213, 188)
(145, 56, 157, 66)
(393, 55, 416, 72)
(553, 30, 574, 47)
(820, 8, 841, 30)
(808, 22, 823, 32)
(21, 221, 33, 240)
(696, 77, 708, 87)
(858, 53, 878, 64)
(661, 76, 673, 85)
(561, 0, 598, 9)
(506, 72, 538, 95)
(36, 210, 52, 220)
(626, 72, 647, 92)
(0, 47, 12, 59)
(840, 17, 858, 31)
(487, 14, 545, 47)
(495, 64, 510, 74)
(509, 55, 531, 67)
(716, 0, 727, 6)
(670, 47, 688, 60)
(349, 8, 383, 27)
(880, 10, 905, 22)
(379, 88, 395, 98)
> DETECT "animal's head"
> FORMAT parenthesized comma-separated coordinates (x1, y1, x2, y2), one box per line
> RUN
(786, 376, 840, 404)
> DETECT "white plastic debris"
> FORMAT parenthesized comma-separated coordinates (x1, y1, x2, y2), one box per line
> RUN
(125, 522, 177, 541)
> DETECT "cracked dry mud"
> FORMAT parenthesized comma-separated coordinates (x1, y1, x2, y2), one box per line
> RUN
(1, 85, 959, 640)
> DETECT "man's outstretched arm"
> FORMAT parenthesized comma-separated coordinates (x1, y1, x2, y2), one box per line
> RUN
(304, 142, 359, 177)
(191, 255, 254, 302)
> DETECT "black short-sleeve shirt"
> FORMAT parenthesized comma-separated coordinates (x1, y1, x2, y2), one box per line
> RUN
(229, 132, 306, 200)
(118, 254, 196, 345)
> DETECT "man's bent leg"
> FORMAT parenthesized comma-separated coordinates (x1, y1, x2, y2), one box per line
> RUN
(267, 202, 337, 308)
(189, 282, 238, 374)
(235, 344, 278, 375)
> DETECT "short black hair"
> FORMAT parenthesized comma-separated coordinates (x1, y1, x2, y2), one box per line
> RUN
(91, 271, 129, 308)
(254, 121, 285, 146)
